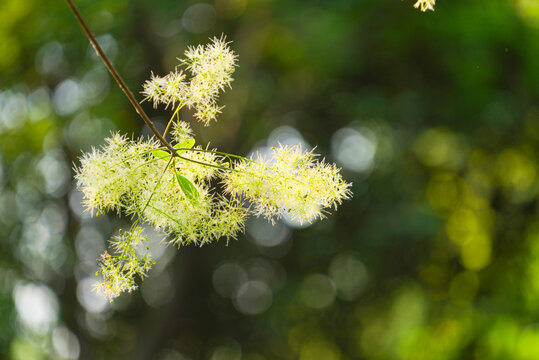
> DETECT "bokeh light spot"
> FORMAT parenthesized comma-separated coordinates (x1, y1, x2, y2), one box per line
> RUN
(446, 209, 481, 245)
(215, 0, 247, 19)
(233, 280, 273, 315)
(141, 270, 174, 307)
(426, 173, 460, 213)
(449, 271, 479, 305)
(52, 326, 81, 360)
(13, 282, 59, 334)
(268, 125, 310, 149)
(460, 233, 492, 271)
(246, 217, 290, 247)
(413, 128, 464, 168)
(496, 148, 537, 202)
(331, 127, 377, 173)
(213, 262, 248, 299)
(329, 253, 368, 301)
(182, 4, 216, 34)
(210, 338, 242, 360)
(299, 274, 336, 309)
(300, 340, 341, 360)
(53, 79, 81, 116)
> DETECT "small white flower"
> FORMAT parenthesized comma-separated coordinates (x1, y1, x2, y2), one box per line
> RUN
(142, 70, 187, 108)
(414, 0, 436, 12)
(171, 121, 194, 143)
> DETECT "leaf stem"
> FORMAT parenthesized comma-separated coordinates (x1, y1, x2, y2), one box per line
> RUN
(163, 102, 183, 138)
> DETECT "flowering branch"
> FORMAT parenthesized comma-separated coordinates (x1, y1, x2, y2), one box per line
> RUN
(68, 0, 352, 302)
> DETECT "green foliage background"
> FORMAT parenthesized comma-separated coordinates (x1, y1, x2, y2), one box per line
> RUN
(1, 0, 539, 359)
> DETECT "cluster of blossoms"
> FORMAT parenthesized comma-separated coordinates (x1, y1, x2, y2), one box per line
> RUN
(142, 36, 236, 125)
(414, 0, 436, 12)
(76, 37, 352, 301)
(76, 130, 245, 245)
(223, 146, 351, 224)
(94, 227, 153, 299)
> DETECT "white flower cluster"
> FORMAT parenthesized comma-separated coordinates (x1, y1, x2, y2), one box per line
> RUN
(142, 37, 237, 125)
(94, 226, 153, 300)
(75, 128, 246, 248)
(76, 37, 352, 301)
(171, 121, 194, 143)
(414, 0, 436, 12)
(223, 145, 352, 224)
(142, 71, 187, 109)
(76, 129, 350, 300)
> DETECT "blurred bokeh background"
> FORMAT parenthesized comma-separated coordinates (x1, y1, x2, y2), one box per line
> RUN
(1, 0, 539, 359)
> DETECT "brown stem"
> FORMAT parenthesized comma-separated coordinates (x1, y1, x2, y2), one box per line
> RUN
(64, 0, 179, 156)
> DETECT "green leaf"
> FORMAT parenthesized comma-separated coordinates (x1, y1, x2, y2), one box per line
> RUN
(175, 173, 199, 203)
(173, 138, 195, 154)
(152, 150, 171, 162)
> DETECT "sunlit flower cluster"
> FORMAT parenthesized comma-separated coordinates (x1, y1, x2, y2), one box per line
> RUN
(142, 37, 237, 125)
(172, 121, 194, 143)
(414, 0, 436, 12)
(76, 132, 351, 300)
(75, 130, 246, 248)
(75, 133, 155, 214)
(94, 226, 153, 300)
(142, 70, 187, 108)
(223, 145, 352, 224)
(76, 37, 351, 301)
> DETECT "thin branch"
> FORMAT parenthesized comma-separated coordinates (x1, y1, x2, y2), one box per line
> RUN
(64, 0, 179, 156)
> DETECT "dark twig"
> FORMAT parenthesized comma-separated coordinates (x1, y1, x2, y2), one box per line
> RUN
(64, 0, 179, 156)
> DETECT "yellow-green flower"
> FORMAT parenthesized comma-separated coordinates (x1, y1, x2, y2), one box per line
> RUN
(414, 0, 436, 12)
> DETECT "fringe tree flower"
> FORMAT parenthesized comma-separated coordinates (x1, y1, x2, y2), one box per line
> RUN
(75, 133, 157, 215)
(172, 121, 194, 143)
(74, 36, 351, 301)
(94, 226, 153, 300)
(142, 36, 237, 125)
(142, 70, 187, 108)
(135, 163, 246, 246)
(182, 36, 237, 90)
(414, 0, 436, 12)
(176, 145, 221, 182)
(223, 145, 352, 224)
(75, 130, 247, 247)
